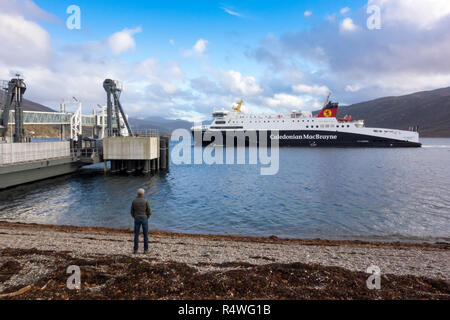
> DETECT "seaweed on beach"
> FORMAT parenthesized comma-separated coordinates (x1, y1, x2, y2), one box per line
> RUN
(0, 248, 448, 300)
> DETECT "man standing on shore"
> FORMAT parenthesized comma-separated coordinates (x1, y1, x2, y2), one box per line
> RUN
(130, 188, 151, 254)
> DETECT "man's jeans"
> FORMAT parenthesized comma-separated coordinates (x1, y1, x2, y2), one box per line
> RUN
(134, 217, 149, 251)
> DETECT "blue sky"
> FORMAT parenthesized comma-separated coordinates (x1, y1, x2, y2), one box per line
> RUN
(36, 0, 366, 73)
(1, 0, 450, 120)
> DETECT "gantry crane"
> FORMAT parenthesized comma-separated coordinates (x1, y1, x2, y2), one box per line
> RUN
(0, 75, 27, 142)
(103, 79, 133, 137)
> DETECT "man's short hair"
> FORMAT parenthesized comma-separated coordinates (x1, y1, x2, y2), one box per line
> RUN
(137, 188, 145, 196)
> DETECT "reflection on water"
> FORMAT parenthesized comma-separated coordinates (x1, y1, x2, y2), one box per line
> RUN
(0, 138, 449, 242)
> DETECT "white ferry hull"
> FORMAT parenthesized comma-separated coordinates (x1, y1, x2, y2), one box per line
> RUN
(192, 129, 421, 148)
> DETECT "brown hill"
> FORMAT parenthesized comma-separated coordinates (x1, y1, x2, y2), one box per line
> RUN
(336, 87, 450, 137)
(21, 98, 56, 112)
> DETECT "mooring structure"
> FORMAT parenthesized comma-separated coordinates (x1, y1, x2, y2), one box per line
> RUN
(101, 79, 169, 174)
(0, 77, 170, 189)
(0, 76, 27, 143)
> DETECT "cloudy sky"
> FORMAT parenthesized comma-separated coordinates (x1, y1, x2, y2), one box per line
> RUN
(1, 0, 449, 121)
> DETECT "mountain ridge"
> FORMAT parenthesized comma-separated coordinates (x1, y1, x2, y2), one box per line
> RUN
(336, 87, 450, 137)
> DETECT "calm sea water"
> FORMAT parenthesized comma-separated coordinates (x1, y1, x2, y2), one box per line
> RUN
(0, 138, 449, 242)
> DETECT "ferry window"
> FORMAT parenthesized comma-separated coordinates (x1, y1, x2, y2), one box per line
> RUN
(316, 125, 319, 128)
(347, 125, 350, 127)
(306, 125, 309, 128)
(215, 121, 226, 124)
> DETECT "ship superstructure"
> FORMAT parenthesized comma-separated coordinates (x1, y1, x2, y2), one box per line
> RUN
(191, 98, 421, 147)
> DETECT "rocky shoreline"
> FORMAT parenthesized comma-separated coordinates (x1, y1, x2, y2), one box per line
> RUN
(0, 221, 449, 299)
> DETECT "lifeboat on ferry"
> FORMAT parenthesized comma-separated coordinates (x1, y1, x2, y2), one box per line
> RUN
(338, 115, 352, 122)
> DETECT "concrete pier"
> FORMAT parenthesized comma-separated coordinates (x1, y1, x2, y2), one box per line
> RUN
(0, 141, 70, 165)
(0, 141, 81, 189)
(103, 136, 169, 174)
(0, 135, 169, 189)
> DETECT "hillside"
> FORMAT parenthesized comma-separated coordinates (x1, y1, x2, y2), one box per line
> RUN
(21, 98, 56, 112)
(0, 94, 55, 112)
(128, 117, 192, 134)
(336, 87, 450, 137)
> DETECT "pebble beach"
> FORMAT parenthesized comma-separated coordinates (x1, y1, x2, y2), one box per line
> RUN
(0, 221, 449, 299)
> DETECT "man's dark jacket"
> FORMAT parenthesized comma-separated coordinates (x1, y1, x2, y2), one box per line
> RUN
(130, 196, 151, 219)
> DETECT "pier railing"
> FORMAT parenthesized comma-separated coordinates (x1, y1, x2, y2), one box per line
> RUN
(133, 129, 160, 137)
(0, 141, 71, 166)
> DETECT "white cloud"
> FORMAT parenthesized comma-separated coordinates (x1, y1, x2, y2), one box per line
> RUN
(368, 72, 450, 94)
(221, 7, 242, 17)
(340, 7, 350, 15)
(0, 0, 60, 23)
(184, 39, 209, 57)
(251, 0, 450, 105)
(218, 70, 262, 96)
(193, 39, 208, 54)
(340, 18, 358, 32)
(265, 93, 306, 109)
(107, 26, 142, 55)
(136, 58, 185, 95)
(170, 109, 209, 122)
(169, 39, 175, 46)
(304, 11, 312, 17)
(369, 0, 450, 29)
(292, 84, 329, 96)
(0, 3, 191, 119)
(0, 12, 51, 66)
(345, 84, 362, 93)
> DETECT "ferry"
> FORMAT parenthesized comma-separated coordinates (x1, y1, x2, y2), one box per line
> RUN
(191, 97, 421, 147)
